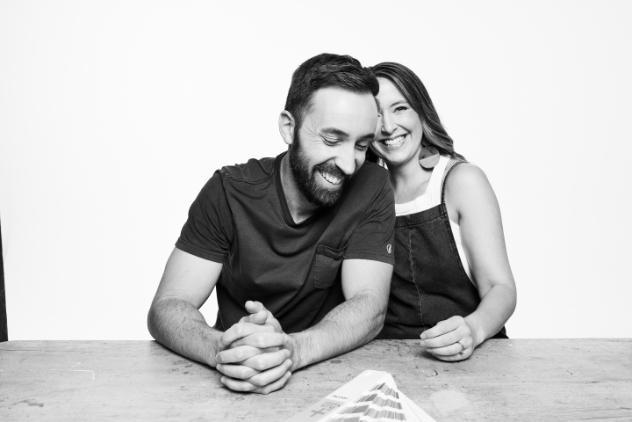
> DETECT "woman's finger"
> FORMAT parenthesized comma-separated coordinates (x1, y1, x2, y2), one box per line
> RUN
(420, 329, 462, 349)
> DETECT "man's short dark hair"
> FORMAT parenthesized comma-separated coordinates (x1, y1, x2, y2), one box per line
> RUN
(284, 53, 378, 130)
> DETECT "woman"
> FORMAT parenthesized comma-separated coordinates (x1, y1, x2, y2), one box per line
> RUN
(370, 62, 516, 361)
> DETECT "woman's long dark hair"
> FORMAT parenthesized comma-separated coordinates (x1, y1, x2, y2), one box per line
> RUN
(369, 62, 463, 162)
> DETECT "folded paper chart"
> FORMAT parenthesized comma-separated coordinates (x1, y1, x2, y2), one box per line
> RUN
(287, 370, 436, 422)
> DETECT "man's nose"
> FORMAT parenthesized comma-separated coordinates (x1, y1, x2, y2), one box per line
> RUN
(335, 143, 358, 176)
(380, 112, 395, 135)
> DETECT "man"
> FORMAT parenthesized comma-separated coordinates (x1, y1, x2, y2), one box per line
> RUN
(147, 53, 395, 394)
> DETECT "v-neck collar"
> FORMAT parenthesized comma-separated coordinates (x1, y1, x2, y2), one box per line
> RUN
(274, 152, 323, 228)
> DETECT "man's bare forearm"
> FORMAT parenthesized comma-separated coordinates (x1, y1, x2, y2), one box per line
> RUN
(147, 298, 223, 367)
(289, 292, 386, 371)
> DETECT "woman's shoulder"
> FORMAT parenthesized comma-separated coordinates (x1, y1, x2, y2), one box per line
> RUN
(443, 160, 498, 213)
(445, 160, 489, 188)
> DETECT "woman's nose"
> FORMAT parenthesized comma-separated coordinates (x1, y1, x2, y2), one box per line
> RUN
(380, 112, 395, 134)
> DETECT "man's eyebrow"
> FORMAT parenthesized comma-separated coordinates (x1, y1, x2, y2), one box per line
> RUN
(357, 133, 375, 142)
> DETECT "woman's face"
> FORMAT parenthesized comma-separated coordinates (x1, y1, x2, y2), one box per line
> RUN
(372, 77, 424, 168)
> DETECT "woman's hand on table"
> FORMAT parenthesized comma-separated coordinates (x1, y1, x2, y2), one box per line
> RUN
(419, 315, 480, 362)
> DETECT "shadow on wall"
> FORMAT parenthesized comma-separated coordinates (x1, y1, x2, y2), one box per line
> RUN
(1, 219, 7, 341)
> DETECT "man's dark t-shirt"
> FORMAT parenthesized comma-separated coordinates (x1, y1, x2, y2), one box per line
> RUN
(176, 152, 395, 333)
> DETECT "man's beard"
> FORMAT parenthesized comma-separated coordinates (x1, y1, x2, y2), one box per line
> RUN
(288, 138, 350, 208)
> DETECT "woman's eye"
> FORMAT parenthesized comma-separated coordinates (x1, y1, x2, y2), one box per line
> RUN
(394, 105, 408, 112)
(355, 144, 369, 151)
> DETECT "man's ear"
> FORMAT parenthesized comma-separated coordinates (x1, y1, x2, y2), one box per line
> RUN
(279, 110, 296, 146)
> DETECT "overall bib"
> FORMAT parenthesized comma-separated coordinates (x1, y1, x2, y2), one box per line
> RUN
(379, 159, 508, 339)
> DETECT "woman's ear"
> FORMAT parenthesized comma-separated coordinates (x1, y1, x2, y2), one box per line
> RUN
(278, 111, 296, 146)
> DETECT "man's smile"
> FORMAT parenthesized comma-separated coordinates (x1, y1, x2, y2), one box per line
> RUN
(318, 168, 344, 186)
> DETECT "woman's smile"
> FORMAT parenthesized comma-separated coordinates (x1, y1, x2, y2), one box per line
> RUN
(378, 134, 408, 149)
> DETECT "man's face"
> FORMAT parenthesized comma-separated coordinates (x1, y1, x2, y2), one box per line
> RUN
(289, 87, 378, 207)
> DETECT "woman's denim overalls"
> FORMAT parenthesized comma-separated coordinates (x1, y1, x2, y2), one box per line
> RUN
(379, 160, 508, 339)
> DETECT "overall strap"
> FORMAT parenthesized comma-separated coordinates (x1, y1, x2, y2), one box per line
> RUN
(440, 159, 468, 204)
(424, 155, 450, 206)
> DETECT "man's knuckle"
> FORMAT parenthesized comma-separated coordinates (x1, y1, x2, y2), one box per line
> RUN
(251, 358, 267, 371)
(254, 335, 268, 348)
(242, 365, 258, 378)
(220, 333, 231, 345)
(239, 382, 255, 392)
(248, 375, 265, 387)
(237, 368, 252, 379)
(239, 347, 255, 361)
(283, 371, 292, 384)
(223, 366, 239, 378)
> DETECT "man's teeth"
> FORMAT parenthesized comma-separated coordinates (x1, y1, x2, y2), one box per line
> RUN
(384, 135, 406, 147)
(321, 171, 342, 185)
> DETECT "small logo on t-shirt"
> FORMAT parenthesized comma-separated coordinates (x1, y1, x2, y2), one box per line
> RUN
(386, 243, 392, 254)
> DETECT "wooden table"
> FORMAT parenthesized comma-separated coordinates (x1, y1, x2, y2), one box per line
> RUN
(1, 339, 631, 421)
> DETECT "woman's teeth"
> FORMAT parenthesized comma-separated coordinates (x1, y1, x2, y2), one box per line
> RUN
(383, 135, 406, 148)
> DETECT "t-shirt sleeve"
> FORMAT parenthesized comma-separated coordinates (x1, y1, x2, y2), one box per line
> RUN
(175, 171, 233, 263)
(344, 176, 395, 264)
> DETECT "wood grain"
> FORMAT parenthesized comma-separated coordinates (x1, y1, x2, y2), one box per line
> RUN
(1, 339, 631, 421)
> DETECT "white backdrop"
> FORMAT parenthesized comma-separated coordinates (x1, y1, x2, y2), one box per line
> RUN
(1, 1, 631, 340)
